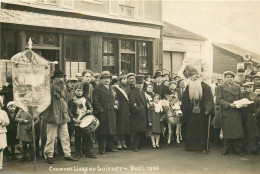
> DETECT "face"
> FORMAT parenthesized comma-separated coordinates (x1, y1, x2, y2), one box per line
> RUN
(136, 83, 144, 89)
(121, 77, 127, 85)
(190, 75, 199, 82)
(145, 77, 151, 82)
(170, 98, 177, 105)
(179, 80, 185, 88)
(245, 85, 253, 93)
(154, 96, 160, 103)
(83, 72, 92, 83)
(225, 75, 234, 84)
(8, 104, 16, 113)
(254, 78, 260, 83)
(76, 74, 83, 81)
(163, 76, 169, 81)
(75, 89, 83, 97)
(164, 81, 169, 86)
(146, 84, 153, 92)
(128, 76, 135, 85)
(245, 78, 252, 83)
(174, 77, 181, 82)
(169, 83, 177, 90)
(237, 72, 244, 77)
(54, 76, 64, 83)
(101, 77, 111, 85)
(67, 81, 76, 90)
(156, 76, 163, 83)
(254, 89, 260, 95)
(217, 79, 223, 84)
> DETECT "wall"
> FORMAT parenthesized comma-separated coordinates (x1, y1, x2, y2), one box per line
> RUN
(213, 46, 238, 74)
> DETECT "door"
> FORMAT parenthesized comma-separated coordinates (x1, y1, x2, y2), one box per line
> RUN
(172, 52, 184, 74)
(163, 52, 172, 73)
(121, 53, 135, 74)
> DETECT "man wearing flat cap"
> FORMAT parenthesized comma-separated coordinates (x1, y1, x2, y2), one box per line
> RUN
(129, 75, 149, 152)
(241, 82, 259, 154)
(44, 70, 78, 164)
(216, 71, 245, 156)
(92, 71, 118, 154)
(127, 73, 136, 90)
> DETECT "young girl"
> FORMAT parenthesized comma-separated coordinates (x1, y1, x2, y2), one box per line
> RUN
(16, 109, 39, 162)
(148, 94, 165, 149)
(0, 96, 10, 171)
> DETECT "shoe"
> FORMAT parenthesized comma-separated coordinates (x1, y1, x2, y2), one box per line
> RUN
(85, 153, 97, 159)
(156, 145, 160, 149)
(106, 149, 118, 152)
(152, 145, 156, 149)
(19, 156, 26, 162)
(47, 157, 55, 164)
(234, 152, 243, 156)
(122, 144, 128, 149)
(118, 144, 122, 149)
(222, 152, 229, 156)
(202, 150, 208, 154)
(76, 156, 81, 159)
(166, 143, 170, 147)
(64, 156, 78, 161)
(133, 147, 138, 152)
(99, 150, 105, 155)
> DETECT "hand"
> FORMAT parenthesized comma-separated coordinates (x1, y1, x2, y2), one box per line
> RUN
(230, 103, 236, 108)
(160, 118, 164, 122)
(134, 103, 137, 107)
(149, 122, 152, 127)
(114, 105, 118, 110)
(23, 120, 29, 123)
(67, 117, 71, 122)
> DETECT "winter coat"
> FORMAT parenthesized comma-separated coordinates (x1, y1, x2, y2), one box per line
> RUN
(129, 88, 148, 132)
(93, 83, 117, 135)
(45, 82, 69, 124)
(216, 82, 244, 139)
(0, 109, 9, 134)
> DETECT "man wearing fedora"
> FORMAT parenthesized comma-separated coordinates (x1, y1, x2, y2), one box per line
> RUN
(129, 75, 149, 152)
(44, 70, 78, 164)
(153, 71, 167, 99)
(93, 71, 118, 154)
(216, 71, 245, 156)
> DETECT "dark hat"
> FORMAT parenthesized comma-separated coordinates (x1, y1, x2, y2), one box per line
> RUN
(100, 71, 112, 79)
(93, 73, 101, 78)
(253, 72, 260, 79)
(154, 71, 163, 78)
(136, 75, 145, 84)
(223, 71, 236, 78)
(237, 68, 245, 73)
(183, 65, 199, 79)
(53, 70, 66, 78)
(127, 73, 136, 78)
(245, 75, 253, 79)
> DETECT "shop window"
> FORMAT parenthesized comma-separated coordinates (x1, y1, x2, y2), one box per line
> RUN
(137, 41, 151, 74)
(26, 32, 59, 47)
(102, 39, 117, 75)
(64, 34, 89, 77)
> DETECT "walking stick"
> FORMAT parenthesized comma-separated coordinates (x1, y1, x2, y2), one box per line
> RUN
(29, 107, 37, 171)
(206, 114, 211, 153)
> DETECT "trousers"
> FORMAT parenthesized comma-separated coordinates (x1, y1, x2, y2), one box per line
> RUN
(223, 139, 243, 153)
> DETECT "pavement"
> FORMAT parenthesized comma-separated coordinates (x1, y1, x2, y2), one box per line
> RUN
(2, 142, 260, 174)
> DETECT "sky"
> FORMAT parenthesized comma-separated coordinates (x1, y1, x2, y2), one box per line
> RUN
(163, 0, 260, 54)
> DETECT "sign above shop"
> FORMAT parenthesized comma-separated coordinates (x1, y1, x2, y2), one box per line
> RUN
(0, 9, 160, 39)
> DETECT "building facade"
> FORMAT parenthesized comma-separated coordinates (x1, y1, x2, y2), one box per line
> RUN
(0, 0, 163, 78)
(213, 43, 260, 74)
(162, 21, 207, 76)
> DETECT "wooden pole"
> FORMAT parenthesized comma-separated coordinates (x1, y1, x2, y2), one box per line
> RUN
(29, 107, 37, 171)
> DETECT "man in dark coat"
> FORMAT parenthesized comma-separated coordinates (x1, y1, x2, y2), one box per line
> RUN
(181, 67, 214, 154)
(216, 71, 245, 156)
(127, 73, 136, 90)
(153, 71, 167, 98)
(129, 75, 148, 152)
(44, 70, 78, 164)
(93, 71, 118, 154)
(0, 76, 14, 111)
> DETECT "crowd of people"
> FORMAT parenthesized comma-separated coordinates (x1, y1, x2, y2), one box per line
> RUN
(0, 64, 260, 170)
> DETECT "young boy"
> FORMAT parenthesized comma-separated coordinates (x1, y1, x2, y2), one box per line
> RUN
(68, 82, 96, 159)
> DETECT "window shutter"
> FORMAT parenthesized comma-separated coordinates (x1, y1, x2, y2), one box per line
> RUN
(109, 0, 119, 16)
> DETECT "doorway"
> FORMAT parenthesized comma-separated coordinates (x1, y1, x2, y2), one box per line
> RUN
(121, 53, 135, 74)
(163, 51, 185, 75)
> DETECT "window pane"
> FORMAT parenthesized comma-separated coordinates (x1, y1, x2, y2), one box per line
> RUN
(43, 33, 59, 46)
(26, 32, 40, 45)
(121, 39, 135, 51)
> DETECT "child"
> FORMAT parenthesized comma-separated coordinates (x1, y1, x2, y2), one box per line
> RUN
(0, 96, 10, 171)
(6, 101, 19, 160)
(148, 94, 165, 149)
(15, 109, 39, 162)
(68, 82, 95, 159)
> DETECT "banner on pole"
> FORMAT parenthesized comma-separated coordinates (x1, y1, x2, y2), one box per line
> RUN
(11, 50, 51, 116)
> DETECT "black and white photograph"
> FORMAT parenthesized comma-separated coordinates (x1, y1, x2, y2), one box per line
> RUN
(0, 0, 260, 173)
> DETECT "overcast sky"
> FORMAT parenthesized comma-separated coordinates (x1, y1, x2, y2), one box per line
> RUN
(163, 0, 260, 54)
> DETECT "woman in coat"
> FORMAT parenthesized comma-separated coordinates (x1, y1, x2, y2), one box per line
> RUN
(129, 75, 148, 152)
(114, 73, 130, 149)
(92, 71, 118, 154)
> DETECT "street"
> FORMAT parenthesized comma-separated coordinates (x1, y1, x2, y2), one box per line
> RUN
(2, 143, 260, 174)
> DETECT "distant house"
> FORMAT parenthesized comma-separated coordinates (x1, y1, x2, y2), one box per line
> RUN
(212, 43, 260, 74)
(163, 21, 207, 75)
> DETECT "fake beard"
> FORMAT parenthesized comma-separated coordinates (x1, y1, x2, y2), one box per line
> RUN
(188, 79, 202, 101)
